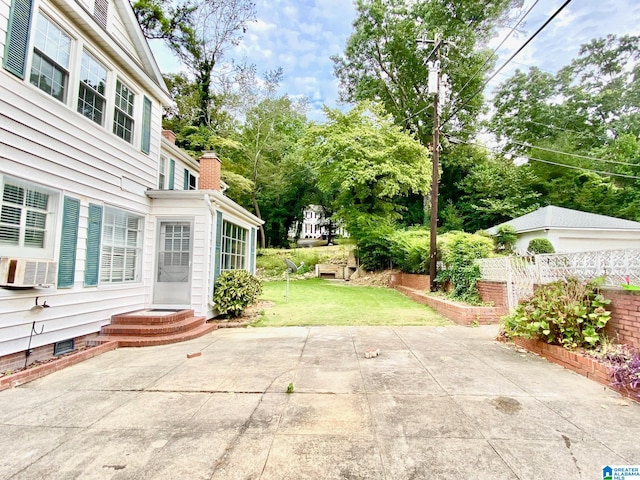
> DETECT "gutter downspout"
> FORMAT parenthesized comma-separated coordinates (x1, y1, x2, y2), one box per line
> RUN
(204, 194, 218, 309)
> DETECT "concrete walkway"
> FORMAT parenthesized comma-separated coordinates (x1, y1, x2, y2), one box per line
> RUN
(1, 326, 638, 479)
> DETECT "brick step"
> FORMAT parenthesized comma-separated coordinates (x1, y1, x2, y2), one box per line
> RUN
(95, 322, 219, 348)
(100, 316, 207, 337)
(110, 309, 195, 326)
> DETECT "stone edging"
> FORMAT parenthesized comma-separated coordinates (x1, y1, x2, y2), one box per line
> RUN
(0, 341, 118, 392)
(512, 337, 638, 401)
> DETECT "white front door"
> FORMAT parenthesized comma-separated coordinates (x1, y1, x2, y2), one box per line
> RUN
(153, 220, 192, 306)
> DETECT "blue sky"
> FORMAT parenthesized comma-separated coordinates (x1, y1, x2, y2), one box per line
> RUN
(150, 0, 640, 122)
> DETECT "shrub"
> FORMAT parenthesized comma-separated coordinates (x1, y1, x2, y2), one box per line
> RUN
(502, 277, 611, 349)
(387, 228, 430, 274)
(528, 238, 555, 254)
(493, 225, 517, 253)
(213, 270, 263, 318)
(355, 225, 395, 271)
(437, 232, 494, 302)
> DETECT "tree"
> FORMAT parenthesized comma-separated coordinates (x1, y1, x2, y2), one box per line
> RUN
(333, 0, 519, 223)
(226, 96, 310, 247)
(133, 0, 256, 127)
(489, 34, 640, 221)
(296, 101, 430, 241)
(131, 0, 195, 44)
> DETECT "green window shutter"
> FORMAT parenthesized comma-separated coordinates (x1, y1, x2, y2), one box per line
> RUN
(84, 203, 103, 287)
(183, 169, 189, 190)
(213, 211, 223, 283)
(141, 96, 152, 154)
(3, 0, 34, 78)
(249, 227, 256, 273)
(57, 197, 80, 288)
(168, 159, 175, 190)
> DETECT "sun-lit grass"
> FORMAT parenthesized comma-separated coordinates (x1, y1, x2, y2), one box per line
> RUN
(252, 278, 451, 327)
(256, 243, 356, 278)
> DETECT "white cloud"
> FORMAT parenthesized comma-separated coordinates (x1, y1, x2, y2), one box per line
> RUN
(149, 0, 639, 123)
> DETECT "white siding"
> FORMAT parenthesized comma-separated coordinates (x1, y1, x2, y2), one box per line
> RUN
(0, 0, 164, 357)
(0, 0, 8, 54)
(109, 0, 141, 64)
(516, 229, 640, 254)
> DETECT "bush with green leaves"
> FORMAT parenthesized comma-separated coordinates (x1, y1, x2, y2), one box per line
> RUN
(437, 231, 494, 302)
(213, 270, 263, 318)
(527, 238, 555, 254)
(503, 277, 611, 349)
(355, 224, 395, 271)
(387, 228, 430, 274)
(493, 225, 518, 253)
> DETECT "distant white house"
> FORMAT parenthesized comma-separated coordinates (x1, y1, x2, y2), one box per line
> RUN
(486, 205, 640, 253)
(0, 0, 262, 366)
(289, 205, 349, 240)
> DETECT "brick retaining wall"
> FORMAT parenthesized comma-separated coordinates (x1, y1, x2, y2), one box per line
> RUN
(474, 281, 640, 349)
(513, 337, 637, 401)
(389, 273, 431, 291)
(477, 280, 509, 313)
(602, 288, 640, 350)
(395, 286, 503, 326)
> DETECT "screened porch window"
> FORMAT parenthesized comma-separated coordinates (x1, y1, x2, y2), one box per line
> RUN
(220, 221, 247, 271)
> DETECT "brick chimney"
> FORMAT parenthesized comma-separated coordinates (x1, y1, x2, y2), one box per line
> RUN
(161, 130, 176, 144)
(199, 151, 221, 191)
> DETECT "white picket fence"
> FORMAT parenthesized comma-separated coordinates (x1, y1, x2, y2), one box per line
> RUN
(477, 249, 640, 310)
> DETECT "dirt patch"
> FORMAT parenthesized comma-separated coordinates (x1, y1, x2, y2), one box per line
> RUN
(349, 269, 398, 287)
(241, 300, 275, 319)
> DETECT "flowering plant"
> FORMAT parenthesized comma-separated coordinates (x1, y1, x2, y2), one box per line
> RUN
(621, 276, 640, 291)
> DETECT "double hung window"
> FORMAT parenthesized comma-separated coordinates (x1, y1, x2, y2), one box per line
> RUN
(77, 51, 107, 125)
(100, 207, 143, 283)
(30, 13, 71, 102)
(113, 79, 135, 143)
(0, 179, 50, 249)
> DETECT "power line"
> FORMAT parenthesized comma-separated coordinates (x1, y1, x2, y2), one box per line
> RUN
(510, 140, 640, 167)
(441, 0, 573, 129)
(450, 137, 640, 180)
(455, 0, 540, 101)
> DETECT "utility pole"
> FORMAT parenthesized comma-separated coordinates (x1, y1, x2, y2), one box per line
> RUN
(427, 34, 442, 292)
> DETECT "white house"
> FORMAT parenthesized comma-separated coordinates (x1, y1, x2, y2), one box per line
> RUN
(486, 205, 640, 253)
(0, 0, 262, 369)
(289, 205, 349, 241)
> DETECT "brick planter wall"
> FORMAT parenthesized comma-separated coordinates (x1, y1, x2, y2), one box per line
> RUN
(477, 280, 509, 313)
(601, 288, 640, 350)
(388, 273, 430, 291)
(513, 337, 638, 401)
(395, 286, 503, 325)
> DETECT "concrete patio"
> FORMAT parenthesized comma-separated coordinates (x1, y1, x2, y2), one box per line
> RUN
(1, 325, 638, 479)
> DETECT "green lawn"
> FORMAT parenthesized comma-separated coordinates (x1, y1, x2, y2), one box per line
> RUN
(252, 278, 451, 327)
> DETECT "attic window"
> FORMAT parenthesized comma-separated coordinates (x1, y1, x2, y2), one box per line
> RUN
(94, 0, 108, 28)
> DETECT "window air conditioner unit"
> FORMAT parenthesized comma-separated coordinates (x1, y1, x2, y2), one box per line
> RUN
(0, 258, 57, 288)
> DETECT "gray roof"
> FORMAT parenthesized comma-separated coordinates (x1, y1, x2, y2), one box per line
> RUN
(486, 205, 640, 235)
